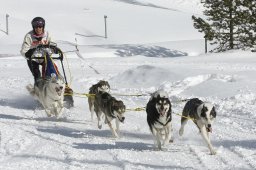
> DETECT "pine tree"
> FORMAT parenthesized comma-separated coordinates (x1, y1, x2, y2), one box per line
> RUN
(192, 0, 256, 52)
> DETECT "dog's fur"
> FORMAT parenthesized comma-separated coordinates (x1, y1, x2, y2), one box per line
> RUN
(146, 90, 172, 150)
(88, 80, 110, 120)
(26, 74, 65, 118)
(179, 98, 217, 155)
(94, 92, 125, 138)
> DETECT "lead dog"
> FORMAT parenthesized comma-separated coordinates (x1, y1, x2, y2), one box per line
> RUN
(146, 90, 172, 150)
(94, 92, 125, 138)
(88, 80, 110, 121)
(179, 98, 217, 155)
(26, 74, 65, 118)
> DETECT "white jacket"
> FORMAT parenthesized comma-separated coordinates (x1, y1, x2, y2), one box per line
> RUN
(20, 30, 52, 59)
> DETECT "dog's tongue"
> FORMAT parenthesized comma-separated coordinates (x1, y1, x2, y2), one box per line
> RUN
(207, 127, 212, 133)
(160, 111, 165, 116)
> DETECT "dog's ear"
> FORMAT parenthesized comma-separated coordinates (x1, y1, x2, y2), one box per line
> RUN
(111, 100, 119, 109)
(210, 106, 217, 118)
(201, 105, 208, 117)
(154, 94, 161, 100)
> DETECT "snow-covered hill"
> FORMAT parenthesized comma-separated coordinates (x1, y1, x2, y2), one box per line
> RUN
(0, 0, 255, 169)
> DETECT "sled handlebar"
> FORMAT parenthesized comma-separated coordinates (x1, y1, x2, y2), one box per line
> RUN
(35, 44, 64, 61)
(31, 56, 63, 60)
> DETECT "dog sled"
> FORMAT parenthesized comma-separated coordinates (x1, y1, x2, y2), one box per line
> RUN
(30, 43, 74, 108)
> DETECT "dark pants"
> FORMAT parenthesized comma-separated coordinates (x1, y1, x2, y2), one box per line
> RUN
(27, 60, 42, 82)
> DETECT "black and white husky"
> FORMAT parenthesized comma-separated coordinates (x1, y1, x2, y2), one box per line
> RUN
(146, 90, 172, 150)
(26, 74, 65, 118)
(94, 92, 126, 138)
(88, 80, 110, 121)
(179, 98, 217, 155)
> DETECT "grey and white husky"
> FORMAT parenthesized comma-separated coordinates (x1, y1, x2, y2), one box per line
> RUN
(179, 98, 217, 155)
(26, 74, 65, 118)
(94, 92, 125, 138)
(146, 90, 172, 150)
(88, 80, 110, 120)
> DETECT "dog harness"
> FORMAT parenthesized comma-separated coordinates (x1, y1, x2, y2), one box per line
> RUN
(155, 116, 171, 127)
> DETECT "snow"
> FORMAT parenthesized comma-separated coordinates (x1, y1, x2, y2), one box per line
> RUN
(0, 0, 256, 169)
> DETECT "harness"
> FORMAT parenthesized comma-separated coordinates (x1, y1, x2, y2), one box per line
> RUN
(155, 116, 171, 127)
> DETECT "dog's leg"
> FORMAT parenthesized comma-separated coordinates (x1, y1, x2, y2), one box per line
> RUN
(151, 128, 161, 150)
(163, 122, 172, 146)
(90, 105, 94, 121)
(94, 105, 103, 129)
(45, 108, 52, 117)
(88, 98, 95, 121)
(56, 100, 64, 119)
(108, 120, 118, 138)
(179, 117, 188, 136)
(115, 118, 120, 136)
(97, 112, 104, 129)
(200, 126, 216, 155)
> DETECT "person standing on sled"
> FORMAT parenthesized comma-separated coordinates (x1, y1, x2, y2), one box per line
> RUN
(20, 17, 53, 86)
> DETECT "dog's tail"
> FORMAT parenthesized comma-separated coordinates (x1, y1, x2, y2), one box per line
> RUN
(26, 84, 35, 96)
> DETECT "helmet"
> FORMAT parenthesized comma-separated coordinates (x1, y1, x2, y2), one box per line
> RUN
(31, 17, 45, 29)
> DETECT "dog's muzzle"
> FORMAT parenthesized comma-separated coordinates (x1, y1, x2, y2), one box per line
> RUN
(158, 108, 167, 117)
(118, 116, 125, 123)
(206, 124, 212, 132)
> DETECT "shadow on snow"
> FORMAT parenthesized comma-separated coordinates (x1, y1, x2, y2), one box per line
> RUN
(96, 44, 188, 57)
(0, 96, 39, 110)
(113, 0, 179, 11)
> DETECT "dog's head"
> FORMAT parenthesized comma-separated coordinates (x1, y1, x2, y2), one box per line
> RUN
(49, 74, 65, 96)
(197, 103, 217, 132)
(111, 100, 126, 123)
(97, 80, 110, 93)
(152, 90, 171, 117)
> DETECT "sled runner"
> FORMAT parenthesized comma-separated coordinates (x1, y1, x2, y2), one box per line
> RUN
(30, 43, 74, 108)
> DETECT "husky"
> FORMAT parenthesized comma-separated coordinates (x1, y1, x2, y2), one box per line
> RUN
(26, 74, 65, 118)
(94, 92, 125, 138)
(146, 90, 172, 150)
(88, 80, 110, 121)
(179, 98, 217, 155)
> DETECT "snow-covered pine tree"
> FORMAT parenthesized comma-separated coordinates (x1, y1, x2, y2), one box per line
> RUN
(192, 0, 256, 52)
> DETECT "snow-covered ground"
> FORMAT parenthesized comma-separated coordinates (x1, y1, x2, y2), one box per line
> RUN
(0, 0, 255, 169)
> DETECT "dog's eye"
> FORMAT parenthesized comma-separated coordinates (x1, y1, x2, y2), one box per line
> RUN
(163, 102, 169, 106)
(201, 111, 206, 118)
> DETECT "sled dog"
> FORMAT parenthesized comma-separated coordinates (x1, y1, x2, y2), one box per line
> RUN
(179, 98, 217, 155)
(94, 92, 125, 138)
(88, 80, 110, 120)
(146, 90, 172, 150)
(26, 74, 65, 118)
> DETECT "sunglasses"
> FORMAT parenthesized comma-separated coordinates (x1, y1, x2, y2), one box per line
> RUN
(32, 21, 44, 28)
(34, 25, 43, 28)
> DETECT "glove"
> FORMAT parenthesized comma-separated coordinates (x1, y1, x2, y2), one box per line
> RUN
(54, 46, 61, 54)
(25, 48, 36, 59)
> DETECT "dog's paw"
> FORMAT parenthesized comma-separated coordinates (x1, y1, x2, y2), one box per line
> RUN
(112, 134, 119, 138)
(98, 124, 102, 129)
(210, 149, 217, 155)
(45, 109, 52, 117)
(26, 84, 35, 95)
(56, 107, 64, 119)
